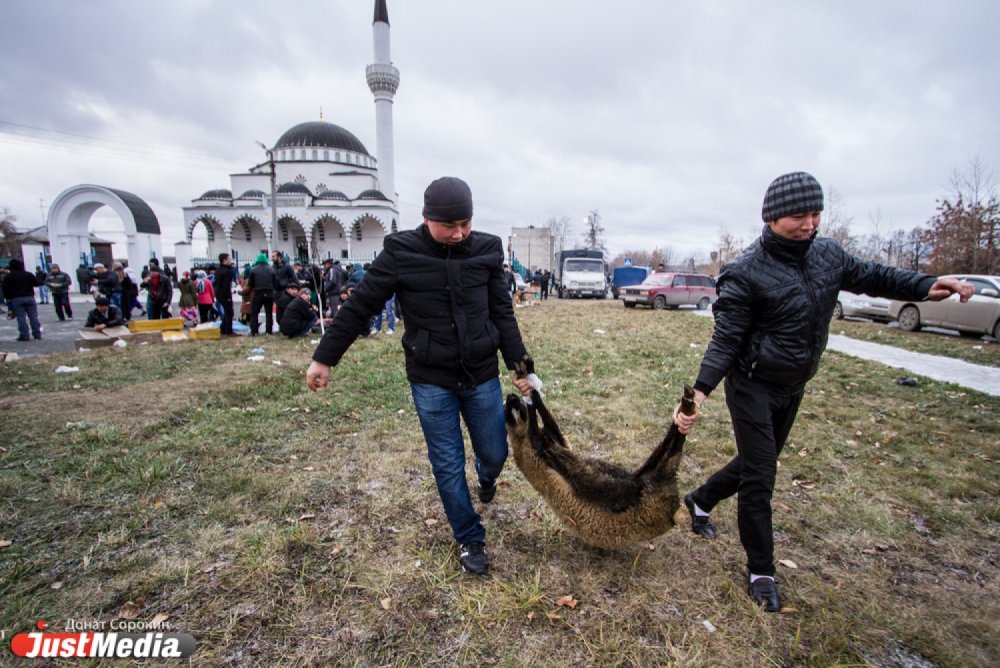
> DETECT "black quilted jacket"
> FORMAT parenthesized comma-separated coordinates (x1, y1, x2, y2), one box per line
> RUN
(694, 226, 936, 394)
(313, 225, 528, 389)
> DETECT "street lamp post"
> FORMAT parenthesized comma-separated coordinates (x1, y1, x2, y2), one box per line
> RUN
(256, 141, 277, 257)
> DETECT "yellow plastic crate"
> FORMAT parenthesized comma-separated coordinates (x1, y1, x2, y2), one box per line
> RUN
(189, 327, 221, 340)
(129, 318, 184, 333)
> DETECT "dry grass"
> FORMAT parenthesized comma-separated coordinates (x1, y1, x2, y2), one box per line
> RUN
(1, 300, 998, 666)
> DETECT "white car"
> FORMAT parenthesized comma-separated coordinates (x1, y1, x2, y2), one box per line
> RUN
(833, 291, 893, 322)
(513, 272, 527, 291)
(888, 274, 1000, 339)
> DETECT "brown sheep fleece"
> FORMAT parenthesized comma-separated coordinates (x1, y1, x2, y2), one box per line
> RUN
(504, 386, 696, 549)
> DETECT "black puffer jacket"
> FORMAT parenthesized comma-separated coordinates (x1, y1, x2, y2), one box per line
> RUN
(694, 226, 935, 393)
(313, 225, 528, 389)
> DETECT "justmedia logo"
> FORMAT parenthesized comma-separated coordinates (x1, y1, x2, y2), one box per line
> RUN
(9, 620, 197, 659)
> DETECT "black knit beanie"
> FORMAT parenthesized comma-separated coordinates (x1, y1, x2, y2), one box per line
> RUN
(422, 176, 473, 222)
(761, 172, 824, 222)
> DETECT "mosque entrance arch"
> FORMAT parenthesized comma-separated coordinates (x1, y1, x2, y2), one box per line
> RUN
(46, 184, 162, 275)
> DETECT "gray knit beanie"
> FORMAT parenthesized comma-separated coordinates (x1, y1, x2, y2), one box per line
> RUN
(761, 172, 824, 222)
(422, 176, 473, 222)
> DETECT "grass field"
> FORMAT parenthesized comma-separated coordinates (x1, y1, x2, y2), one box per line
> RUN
(1, 300, 998, 666)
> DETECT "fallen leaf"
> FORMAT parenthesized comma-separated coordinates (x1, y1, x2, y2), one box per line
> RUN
(545, 612, 561, 621)
(152, 497, 165, 508)
(0, 539, 12, 548)
(119, 601, 144, 619)
(778, 559, 798, 569)
(50, 581, 63, 590)
(526, 611, 536, 621)
(150, 613, 169, 626)
(424, 518, 438, 527)
(330, 546, 343, 556)
(302, 466, 315, 472)
(644, 543, 656, 551)
(780, 607, 798, 614)
(298, 513, 315, 521)
(555, 595, 578, 609)
(380, 597, 392, 610)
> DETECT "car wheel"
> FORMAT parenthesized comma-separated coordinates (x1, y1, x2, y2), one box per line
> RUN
(993, 319, 1000, 341)
(697, 297, 710, 310)
(833, 302, 844, 320)
(897, 305, 921, 332)
(624, 301, 637, 309)
(653, 295, 667, 310)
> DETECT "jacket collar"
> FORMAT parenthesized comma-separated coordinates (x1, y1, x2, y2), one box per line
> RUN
(760, 225, 815, 263)
(419, 223, 473, 256)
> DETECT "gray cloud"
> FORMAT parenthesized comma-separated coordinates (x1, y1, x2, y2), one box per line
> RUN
(2, 0, 997, 259)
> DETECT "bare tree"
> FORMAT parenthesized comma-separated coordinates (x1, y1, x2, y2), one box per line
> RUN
(0, 207, 23, 258)
(544, 216, 572, 255)
(583, 210, 606, 254)
(822, 188, 857, 252)
(924, 156, 1000, 274)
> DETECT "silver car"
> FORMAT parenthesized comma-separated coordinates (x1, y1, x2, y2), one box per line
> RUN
(888, 274, 1000, 339)
(833, 290, 893, 322)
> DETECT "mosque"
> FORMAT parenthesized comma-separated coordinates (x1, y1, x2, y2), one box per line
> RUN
(181, 0, 399, 268)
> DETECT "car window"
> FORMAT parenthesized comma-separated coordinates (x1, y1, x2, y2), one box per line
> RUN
(673, 275, 687, 287)
(967, 278, 997, 296)
(642, 275, 673, 286)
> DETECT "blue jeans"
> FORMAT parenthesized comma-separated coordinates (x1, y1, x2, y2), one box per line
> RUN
(11, 296, 42, 340)
(410, 377, 508, 545)
(296, 315, 319, 337)
(37, 285, 50, 304)
(371, 296, 396, 332)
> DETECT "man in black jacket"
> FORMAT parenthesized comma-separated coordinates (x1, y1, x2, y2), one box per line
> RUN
(215, 253, 236, 335)
(307, 177, 535, 575)
(674, 172, 973, 612)
(1, 258, 42, 341)
(279, 288, 322, 337)
(46, 263, 74, 321)
(248, 253, 277, 335)
(84, 296, 124, 330)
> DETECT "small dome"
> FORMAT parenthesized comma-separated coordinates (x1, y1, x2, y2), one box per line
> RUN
(277, 182, 312, 196)
(198, 189, 232, 200)
(356, 189, 391, 201)
(275, 121, 370, 156)
(317, 189, 349, 201)
(237, 189, 265, 199)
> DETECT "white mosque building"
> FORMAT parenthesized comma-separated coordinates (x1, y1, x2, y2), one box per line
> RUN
(181, 0, 399, 269)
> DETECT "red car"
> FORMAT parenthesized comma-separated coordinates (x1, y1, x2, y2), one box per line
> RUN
(620, 272, 717, 310)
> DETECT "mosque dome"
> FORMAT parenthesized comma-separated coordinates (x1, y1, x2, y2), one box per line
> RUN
(317, 189, 350, 201)
(237, 189, 265, 199)
(198, 189, 232, 200)
(275, 121, 370, 156)
(356, 189, 391, 201)
(277, 182, 313, 196)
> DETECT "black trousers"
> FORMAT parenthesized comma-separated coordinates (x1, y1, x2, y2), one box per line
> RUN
(219, 299, 234, 335)
(690, 372, 804, 577)
(250, 291, 274, 335)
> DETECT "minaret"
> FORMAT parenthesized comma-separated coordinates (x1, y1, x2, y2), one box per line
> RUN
(366, 0, 399, 203)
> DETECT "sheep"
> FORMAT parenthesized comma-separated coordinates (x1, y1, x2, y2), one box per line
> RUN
(504, 385, 696, 549)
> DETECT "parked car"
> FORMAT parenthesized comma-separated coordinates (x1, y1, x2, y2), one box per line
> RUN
(513, 272, 527, 291)
(833, 290, 894, 322)
(888, 274, 1000, 339)
(619, 272, 717, 310)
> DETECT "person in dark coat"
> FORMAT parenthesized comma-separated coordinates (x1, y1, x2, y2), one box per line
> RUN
(673, 171, 974, 613)
(141, 266, 173, 320)
(84, 296, 124, 330)
(279, 288, 322, 337)
(307, 176, 536, 576)
(76, 263, 93, 294)
(215, 253, 236, 335)
(45, 263, 74, 321)
(271, 250, 297, 291)
(247, 253, 276, 335)
(275, 283, 301, 328)
(1, 258, 42, 340)
(34, 266, 50, 304)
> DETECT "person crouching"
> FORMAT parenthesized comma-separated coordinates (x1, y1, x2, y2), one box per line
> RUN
(280, 288, 326, 337)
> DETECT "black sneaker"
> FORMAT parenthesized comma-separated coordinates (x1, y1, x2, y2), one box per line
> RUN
(684, 492, 718, 539)
(459, 541, 489, 575)
(477, 480, 497, 503)
(748, 576, 781, 613)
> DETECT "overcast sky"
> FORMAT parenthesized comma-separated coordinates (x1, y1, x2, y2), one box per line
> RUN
(2, 0, 997, 261)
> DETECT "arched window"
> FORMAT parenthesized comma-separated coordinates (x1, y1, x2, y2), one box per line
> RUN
(323, 150, 329, 161)
(241, 221, 252, 242)
(312, 150, 318, 160)
(317, 222, 326, 242)
(390, 219, 398, 233)
(354, 221, 363, 241)
(278, 220, 289, 242)
(335, 152, 340, 162)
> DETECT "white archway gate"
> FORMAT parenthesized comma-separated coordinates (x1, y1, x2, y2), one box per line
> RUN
(47, 184, 163, 275)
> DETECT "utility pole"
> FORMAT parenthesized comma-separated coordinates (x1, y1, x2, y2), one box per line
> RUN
(256, 141, 277, 257)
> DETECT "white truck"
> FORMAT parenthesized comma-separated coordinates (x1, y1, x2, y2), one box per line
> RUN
(555, 249, 608, 299)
